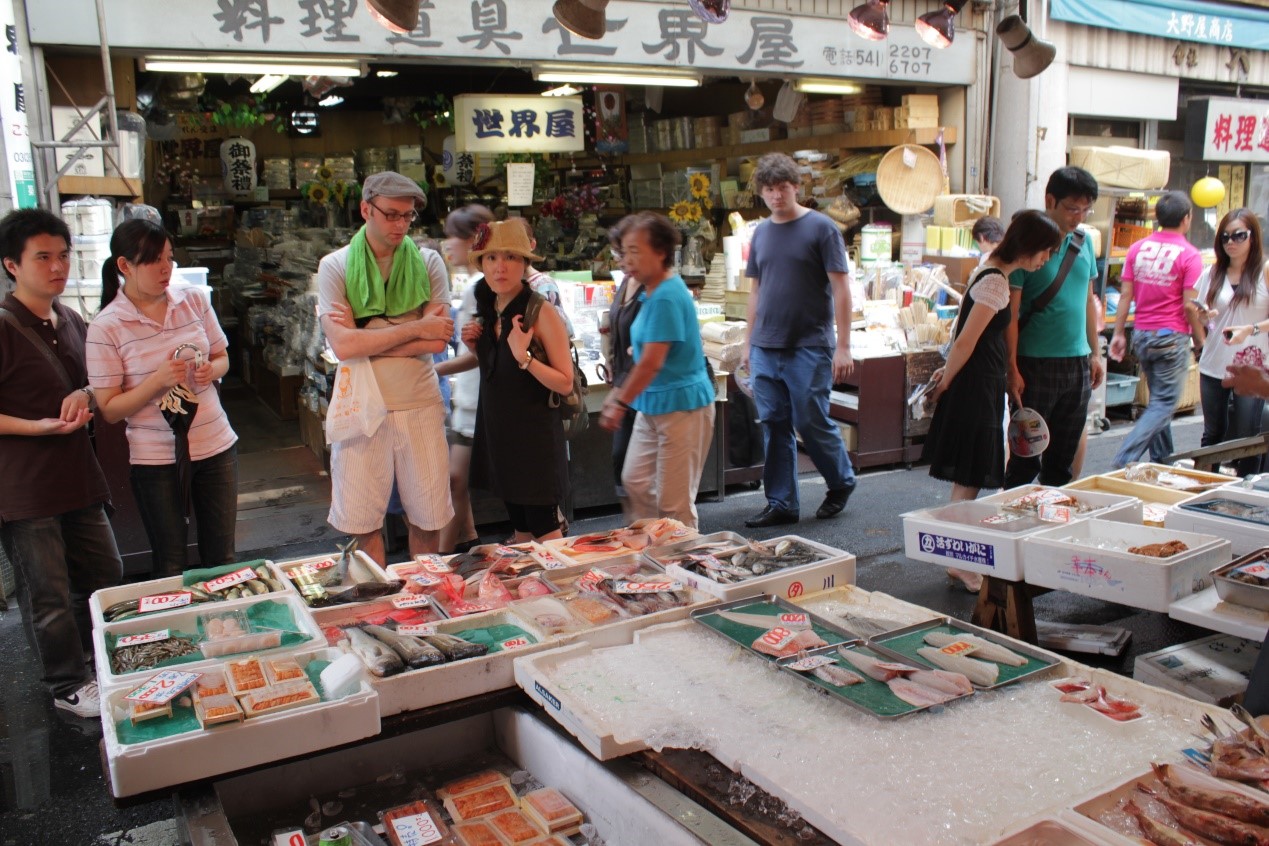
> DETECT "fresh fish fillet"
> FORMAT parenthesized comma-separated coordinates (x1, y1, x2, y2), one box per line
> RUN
(715, 609, 812, 631)
(916, 646, 999, 687)
(1139, 785, 1269, 846)
(751, 628, 827, 659)
(1153, 763, 1269, 827)
(887, 677, 958, 708)
(836, 648, 919, 682)
(1123, 799, 1200, 846)
(812, 664, 864, 687)
(909, 668, 974, 696)
(922, 632, 1027, 666)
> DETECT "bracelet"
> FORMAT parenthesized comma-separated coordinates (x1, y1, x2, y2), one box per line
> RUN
(519, 349, 533, 370)
(79, 386, 96, 411)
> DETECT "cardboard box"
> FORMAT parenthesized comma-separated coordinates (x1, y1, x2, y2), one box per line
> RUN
(1022, 518, 1229, 612)
(1133, 633, 1258, 706)
(52, 106, 105, 177)
(901, 94, 940, 114)
(739, 126, 785, 144)
(1069, 146, 1170, 190)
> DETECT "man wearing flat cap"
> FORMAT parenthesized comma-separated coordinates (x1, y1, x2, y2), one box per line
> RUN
(317, 171, 454, 564)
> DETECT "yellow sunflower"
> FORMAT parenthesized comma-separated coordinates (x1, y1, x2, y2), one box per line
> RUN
(307, 183, 330, 206)
(701, 196, 713, 211)
(690, 173, 711, 198)
(669, 200, 696, 224)
(316, 165, 335, 182)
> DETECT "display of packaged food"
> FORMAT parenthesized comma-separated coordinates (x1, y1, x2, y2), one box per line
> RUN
(380, 799, 455, 846)
(238, 679, 321, 717)
(225, 657, 268, 696)
(197, 605, 283, 658)
(263, 656, 305, 684)
(520, 788, 583, 836)
(451, 819, 504, 846)
(128, 699, 172, 725)
(193, 673, 230, 701)
(487, 808, 543, 844)
(437, 769, 509, 799)
(193, 692, 244, 728)
(442, 782, 518, 822)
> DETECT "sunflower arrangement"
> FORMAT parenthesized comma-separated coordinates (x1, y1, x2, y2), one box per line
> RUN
(300, 166, 361, 210)
(668, 172, 713, 228)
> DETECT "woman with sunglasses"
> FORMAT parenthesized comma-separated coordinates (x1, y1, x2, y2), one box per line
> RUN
(1195, 208, 1269, 476)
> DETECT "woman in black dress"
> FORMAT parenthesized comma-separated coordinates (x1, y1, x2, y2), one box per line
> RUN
(461, 221, 575, 541)
(923, 210, 1062, 591)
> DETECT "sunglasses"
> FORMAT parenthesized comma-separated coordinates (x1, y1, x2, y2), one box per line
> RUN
(1220, 230, 1252, 244)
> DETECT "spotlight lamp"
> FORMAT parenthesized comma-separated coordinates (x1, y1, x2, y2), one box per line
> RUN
(552, 0, 610, 40)
(915, 0, 969, 49)
(996, 14, 1057, 79)
(367, 0, 419, 34)
(847, 0, 889, 41)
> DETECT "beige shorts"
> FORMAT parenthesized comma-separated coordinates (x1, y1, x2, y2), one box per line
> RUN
(328, 403, 454, 534)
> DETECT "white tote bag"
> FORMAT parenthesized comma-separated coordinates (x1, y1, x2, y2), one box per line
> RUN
(324, 358, 387, 444)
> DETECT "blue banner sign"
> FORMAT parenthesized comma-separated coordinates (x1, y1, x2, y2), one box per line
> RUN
(1050, 0, 1269, 52)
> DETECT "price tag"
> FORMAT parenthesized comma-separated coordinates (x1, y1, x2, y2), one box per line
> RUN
(787, 654, 836, 672)
(759, 626, 796, 651)
(939, 640, 978, 657)
(137, 591, 193, 614)
(495, 545, 520, 558)
(117, 629, 170, 647)
(204, 567, 259, 592)
(392, 594, 433, 609)
(536, 549, 565, 570)
(398, 623, 437, 637)
(1037, 503, 1073, 523)
(410, 573, 442, 588)
(123, 669, 201, 705)
(902, 147, 917, 168)
(272, 832, 306, 846)
(448, 600, 494, 616)
(1236, 562, 1269, 579)
(981, 513, 1024, 525)
(500, 637, 531, 650)
(614, 580, 683, 594)
(390, 812, 444, 846)
(778, 613, 810, 629)
(286, 559, 336, 579)
(414, 555, 452, 574)
(576, 569, 607, 592)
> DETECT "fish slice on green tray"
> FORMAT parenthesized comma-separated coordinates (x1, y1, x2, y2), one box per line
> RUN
(803, 645, 929, 718)
(872, 622, 1054, 688)
(694, 601, 850, 656)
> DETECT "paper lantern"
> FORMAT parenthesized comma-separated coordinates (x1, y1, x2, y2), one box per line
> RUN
(1191, 176, 1225, 209)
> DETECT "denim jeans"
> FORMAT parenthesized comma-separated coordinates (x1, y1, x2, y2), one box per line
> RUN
(1200, 373, 1266, 477)
(750, 346, 855, 513)
(1113, 331, 1192, 467)
(0, 504, 121, 698)
(131, 444, 238, 577)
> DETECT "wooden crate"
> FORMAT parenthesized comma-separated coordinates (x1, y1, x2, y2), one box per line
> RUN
(1134, 361, 1199, 412)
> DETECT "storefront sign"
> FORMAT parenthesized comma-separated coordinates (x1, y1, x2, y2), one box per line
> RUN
(1184, 97, 1269, 163)
(1051, 0, 1269, 53)
(455, 94, 583, 153)
(0, 0, 34, 207)
(29, 1, 976, 86)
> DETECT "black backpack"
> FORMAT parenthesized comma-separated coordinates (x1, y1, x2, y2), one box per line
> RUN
(523, 292, 589, 440)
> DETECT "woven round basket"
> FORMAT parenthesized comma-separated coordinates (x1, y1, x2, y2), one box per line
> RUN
(876, 144, 944, 215)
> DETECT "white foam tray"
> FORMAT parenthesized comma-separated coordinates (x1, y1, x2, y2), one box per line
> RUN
(1022, 519, 1231, 612)
(271, 550, 392, 599)
(660, 535, 855, 601)
(100, 645, 379, 798)
(89, 561, 288, 629)
(1167, 487, 1269, 556)
(1169, 586, 1269, 641)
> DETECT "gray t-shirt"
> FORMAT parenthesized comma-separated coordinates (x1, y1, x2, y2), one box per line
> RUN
(745, 210, 848, 349)
(316, 243, 450, 411)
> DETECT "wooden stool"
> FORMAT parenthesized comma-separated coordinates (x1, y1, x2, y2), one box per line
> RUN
(971, 576, 1046, 645)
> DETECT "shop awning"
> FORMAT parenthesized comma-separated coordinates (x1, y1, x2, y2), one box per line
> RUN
(1050, 0, 1269, 52)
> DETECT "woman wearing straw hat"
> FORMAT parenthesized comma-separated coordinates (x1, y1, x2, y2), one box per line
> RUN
(461, 221, 574, 541)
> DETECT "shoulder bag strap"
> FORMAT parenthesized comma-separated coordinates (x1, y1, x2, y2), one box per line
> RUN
(0, 306, 76, 393)
(1019, 228, 1086, 332)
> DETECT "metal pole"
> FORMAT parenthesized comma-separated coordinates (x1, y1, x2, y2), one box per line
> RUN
(95, 0, 118, 150)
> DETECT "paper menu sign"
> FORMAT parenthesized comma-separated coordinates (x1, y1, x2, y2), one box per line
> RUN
(506, 162, 535, 207)
(123, 669, 200, 705)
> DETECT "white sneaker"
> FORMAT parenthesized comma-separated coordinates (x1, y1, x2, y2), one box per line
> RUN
(54, 680, 100, 718)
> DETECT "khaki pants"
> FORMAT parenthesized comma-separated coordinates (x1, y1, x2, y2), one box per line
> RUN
(621, 404, 716, 529)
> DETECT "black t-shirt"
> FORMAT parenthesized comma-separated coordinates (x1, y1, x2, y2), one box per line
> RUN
(745, 210, 849, 349)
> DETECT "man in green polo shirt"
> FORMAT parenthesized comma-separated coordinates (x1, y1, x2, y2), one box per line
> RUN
(1004, 166, 1105, 487)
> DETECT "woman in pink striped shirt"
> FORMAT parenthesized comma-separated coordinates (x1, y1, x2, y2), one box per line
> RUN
(86, 220, 238, 576)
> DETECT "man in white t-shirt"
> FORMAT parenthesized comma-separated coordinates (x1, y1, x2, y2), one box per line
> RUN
(316, 172, 454, 564)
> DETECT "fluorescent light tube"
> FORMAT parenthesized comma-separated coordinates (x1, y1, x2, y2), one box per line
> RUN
(143, 58, 362, 77)
(536, 69, 699, 87)
(794, 79, 863, 95)
(249, 74, 287, 94)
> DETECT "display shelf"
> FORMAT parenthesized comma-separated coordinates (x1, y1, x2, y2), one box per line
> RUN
(58, 175, 142, 198)
(828, 353, 922, 469)
(620, 127, 956, 168)
(1169, 586, 1269, 640)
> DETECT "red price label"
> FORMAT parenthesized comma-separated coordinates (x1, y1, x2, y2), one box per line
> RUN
(939, 640, 976, 656)
(537, 549, 564, 569)
(204, 567, 259, 592)
(760, 626, 794, 647)
(392, 595, 432, 609)
(614, 580, 681, 594)
(117, 629, 170, 647)
(398, 623, 437, 636)
(1237, 563, 1269, 577)
(410, 573, 442, 588)
(137, 591, 193, 614)
(273, 832, 306, 846)
(779, 613, 808, 626)
(1038, 504, 1072, 523)
(123, 669, 201, 705)
(500, 637, 530, 650)
(449, 600, 493, 616)
(391, 812, 443, 846)
(287, 559, 336, 579)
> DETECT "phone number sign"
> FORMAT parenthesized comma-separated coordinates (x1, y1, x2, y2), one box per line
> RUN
(918, 532, 995, 568)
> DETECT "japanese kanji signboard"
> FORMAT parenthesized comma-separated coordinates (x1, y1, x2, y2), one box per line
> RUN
(1185, 98, 1269, 164)
(454, 94, 584, 154)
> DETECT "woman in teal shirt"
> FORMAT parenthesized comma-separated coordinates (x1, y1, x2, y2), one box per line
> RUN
(599, 213, 715, 528)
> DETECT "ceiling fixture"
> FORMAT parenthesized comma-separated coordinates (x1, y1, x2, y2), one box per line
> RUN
(375, 70, 399, 78)
(688, 0, 730, 24)
(996, 14, 1057, 78)
(915, 0, 968, 49)
(535, 66, 700, 87)
(367, 0, 418, 34)
(793, 79, 863, 95)
(318, 95, 344, 107)
(847, 0, 889, 41)
(142, 57, 362, 78)
(249, 74, 287, 94)
(744, 80, 764, 110)
(541, 84, 582, 97)
(552, 0, 610, 41)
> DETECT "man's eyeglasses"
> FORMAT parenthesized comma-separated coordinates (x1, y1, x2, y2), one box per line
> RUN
(1058, 202, 1093, 218)
(369, 202, 418, 224)
(1220, 229, 1252, 245)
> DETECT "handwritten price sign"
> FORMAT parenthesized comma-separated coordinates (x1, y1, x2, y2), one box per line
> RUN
(286, 559, 336, 579)
(760, 626, 796, 650)
(123, 669, 200, 705)
(414, 555, 452, 574)
(137, 591, 193, 614)
(1037, 504, 1073, 523)
(390, 812, 444, 846)
(614, 580, 683, 594)
(117, 629, 170, 647)
(205, 567, 259, 592)
(778, 613, 809, 628)
(939, 640, 977, 656)
(500, 637, 531, 650)
(409, 573, 442, 588)
(536, 549, 565, 569)
(392, 595, 433, 609)
(787, 654, 835, 672)
(398, 623, 437, 636)
(577, 570, 606, 592)
(1236, 562, 1269, 579)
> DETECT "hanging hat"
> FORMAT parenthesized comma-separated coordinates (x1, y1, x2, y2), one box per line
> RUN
(1008, 408, 1051, 458)
(552, 0, 609, 40)
(468, 220, 544, 263)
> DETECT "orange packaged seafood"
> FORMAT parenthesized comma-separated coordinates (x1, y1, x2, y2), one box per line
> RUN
(444, 783, 518, 822)
(438, 769, 507, 799)
(488, 809, 542, 844)
(452, 819, 504, 846)
(381, 799, 455, 846)
(226, 657, 267, 694)
(520, 788, 582, 835)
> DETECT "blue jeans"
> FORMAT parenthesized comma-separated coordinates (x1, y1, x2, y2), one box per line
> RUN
(750, 346, 855, 513)
(1200, 373, 1266, 477)
(1113, 331, 1191, 467)
(130, 444, 238, 577)
(1, 504, 121, 697)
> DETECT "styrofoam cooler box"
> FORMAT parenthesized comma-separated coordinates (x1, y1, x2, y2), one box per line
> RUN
(1022, 519, 1229, 612)
(100, 645, 379, 797)
(95, 592, 324, 687)
(90, 563, 289, 629)
(52, 105, 105, 177)
(977, 485, 1144, 522)
(659, 535, 855, 601)
(271, 550, 392, 602)
(1167, 487, 1269, 556)
(1063, 474, 1199, 526)
(1133, 633, 1259, 706)
(990, 814, 1127, 846)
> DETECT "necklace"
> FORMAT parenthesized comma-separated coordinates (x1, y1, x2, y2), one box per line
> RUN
(494, 292, 517, 318)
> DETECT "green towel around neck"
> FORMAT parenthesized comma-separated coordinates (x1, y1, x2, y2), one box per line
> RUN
(344, 226, 431, 320)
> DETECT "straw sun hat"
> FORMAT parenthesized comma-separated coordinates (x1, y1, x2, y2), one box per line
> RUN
(468, 220, 544, 263)
(876, 144, 944, 215)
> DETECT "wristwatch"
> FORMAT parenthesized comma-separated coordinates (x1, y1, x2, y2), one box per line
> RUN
(1253, 324, 1262, 336)
(519, 349, 534, 370)
(79, 385, 96, 412)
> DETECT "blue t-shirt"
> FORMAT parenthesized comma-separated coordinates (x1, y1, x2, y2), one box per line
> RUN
(745, 210, 849, 349)
(629, 275, 714, 416)
(1010, 229, 1098, 358)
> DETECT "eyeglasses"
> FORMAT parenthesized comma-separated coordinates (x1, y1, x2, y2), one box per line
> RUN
(369, 202, 418, 224)
(1220, 229, 1252, 245)
(1057, 202, 1094, 218)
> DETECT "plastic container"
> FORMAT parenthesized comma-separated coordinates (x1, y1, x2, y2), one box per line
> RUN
(1103, 373, 1139, 407)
